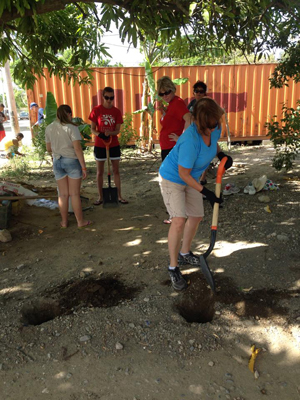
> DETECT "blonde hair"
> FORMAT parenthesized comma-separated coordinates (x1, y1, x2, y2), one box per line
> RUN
(157, 76, 176, 94)
(192, 98, 224, 133)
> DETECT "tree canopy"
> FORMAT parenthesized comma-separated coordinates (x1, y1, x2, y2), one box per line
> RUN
(0, 1, 299, 88)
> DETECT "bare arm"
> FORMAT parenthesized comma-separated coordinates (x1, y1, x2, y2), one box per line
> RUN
(168, 113, 192, 142)
(46, 142, 52, 153)
(178, 165, 204, 193)
(183, 112, 192, 131)
(91, 121, 98, 136)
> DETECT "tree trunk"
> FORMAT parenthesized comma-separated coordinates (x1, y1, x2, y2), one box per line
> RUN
(4, 61, 20, 135)
(147, 114, 153, 152)
(139, 78, 149, 152)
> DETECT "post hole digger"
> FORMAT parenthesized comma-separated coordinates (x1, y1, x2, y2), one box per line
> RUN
(100, 135, 119, 208)
(199, 156, 227, 293)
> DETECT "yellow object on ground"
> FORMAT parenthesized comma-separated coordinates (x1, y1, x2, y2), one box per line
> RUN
(248, 344, 261, 373)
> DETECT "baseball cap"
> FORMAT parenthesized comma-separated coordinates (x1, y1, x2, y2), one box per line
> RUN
(30, 102, 38, 109)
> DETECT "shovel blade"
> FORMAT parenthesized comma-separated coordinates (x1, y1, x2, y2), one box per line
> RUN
(102, 187, 119, 208)
(199, 255, 216, 293)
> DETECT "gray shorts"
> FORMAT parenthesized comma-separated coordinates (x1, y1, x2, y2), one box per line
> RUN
(53, 156, 82, 180)
(159, 174, 204, 218)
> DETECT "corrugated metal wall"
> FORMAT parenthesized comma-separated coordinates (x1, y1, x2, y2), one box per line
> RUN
(27, 64, 300, 142)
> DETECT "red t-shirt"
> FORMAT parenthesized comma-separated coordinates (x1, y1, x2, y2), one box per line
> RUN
(159, 96, 189, 150)
(89, 105, 123, 148)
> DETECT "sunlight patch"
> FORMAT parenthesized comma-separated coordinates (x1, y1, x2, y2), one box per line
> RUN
(213, 241, 268, 257)
(124, 238, 142, 247)
(114, 226, 135, 231)
(156, 238, 168, 244)
(0, 283, 32, 295)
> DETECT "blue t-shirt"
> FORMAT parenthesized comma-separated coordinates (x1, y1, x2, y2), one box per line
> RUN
(159, 122, 221, 185)
(38, 108, 44, 124)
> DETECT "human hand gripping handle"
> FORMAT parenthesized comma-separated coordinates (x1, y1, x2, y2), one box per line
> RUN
(98, 132, 110, 141)
(217, 151, 233, 169)
(201, 186, 223, 208)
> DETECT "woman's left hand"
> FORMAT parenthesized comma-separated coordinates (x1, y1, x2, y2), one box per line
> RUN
(168, 133, 179, 142)
(217, 152, 233, 170)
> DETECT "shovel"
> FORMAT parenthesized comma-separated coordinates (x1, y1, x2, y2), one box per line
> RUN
(199, 157, 227, 292)
(102, 137, 119, 208)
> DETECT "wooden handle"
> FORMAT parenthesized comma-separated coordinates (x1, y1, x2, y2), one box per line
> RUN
(211, 182, 221, 228)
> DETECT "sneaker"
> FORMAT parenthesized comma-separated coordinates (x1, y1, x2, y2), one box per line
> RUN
(223, 183, 240, 196)
(178, 251, 200, 266)
(244, 182, 256, 195)
(168, 267, 188, 291)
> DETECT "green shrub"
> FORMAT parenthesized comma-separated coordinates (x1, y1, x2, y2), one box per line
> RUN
(1, 157, 31, 180)
(119, 113, 138, 148)
(266, 101, 300, 171)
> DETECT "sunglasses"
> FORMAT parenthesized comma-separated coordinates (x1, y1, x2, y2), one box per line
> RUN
(104, 95, 114, 101)
(194, 89, 205, 94)
(158, 89, 172, 97)
(207, 122, 219, 130)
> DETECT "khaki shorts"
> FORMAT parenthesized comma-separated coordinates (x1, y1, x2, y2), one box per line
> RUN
(159, 174, 204, 218)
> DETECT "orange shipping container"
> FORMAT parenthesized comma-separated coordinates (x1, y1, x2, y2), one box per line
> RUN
(27, 63, 300, 143)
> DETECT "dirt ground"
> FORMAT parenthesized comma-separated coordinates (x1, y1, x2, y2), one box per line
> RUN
(0, 143, 299, 400)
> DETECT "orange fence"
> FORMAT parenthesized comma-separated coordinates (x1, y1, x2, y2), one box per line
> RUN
(27, 64, 300, 142)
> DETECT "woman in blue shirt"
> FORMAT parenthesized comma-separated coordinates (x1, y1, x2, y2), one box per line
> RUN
(159, 97, 232, 291)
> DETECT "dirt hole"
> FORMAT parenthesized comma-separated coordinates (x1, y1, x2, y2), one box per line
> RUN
(175, 272, 215, 323)
(21, 276, 140, 326)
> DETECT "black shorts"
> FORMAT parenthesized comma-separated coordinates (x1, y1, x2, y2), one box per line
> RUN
(94, 145, 121, 161)
(161, 148, 172, 161)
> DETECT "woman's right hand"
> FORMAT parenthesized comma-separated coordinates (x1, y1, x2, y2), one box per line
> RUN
(82, 169, 87, 180)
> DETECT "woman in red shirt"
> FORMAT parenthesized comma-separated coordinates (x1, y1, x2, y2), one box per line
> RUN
(157, 76, 191, 224)
(157, 76, 191, 161)
(89, 87, 128, 205)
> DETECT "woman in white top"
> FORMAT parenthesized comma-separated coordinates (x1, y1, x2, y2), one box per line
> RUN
(45, 104, 92, 228)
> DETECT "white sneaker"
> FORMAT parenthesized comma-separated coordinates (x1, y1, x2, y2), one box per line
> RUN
(244, 182, 256, 195)
(223, 183, 240, 196)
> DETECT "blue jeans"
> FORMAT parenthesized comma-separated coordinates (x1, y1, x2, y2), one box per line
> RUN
(53, 156, 82, 180)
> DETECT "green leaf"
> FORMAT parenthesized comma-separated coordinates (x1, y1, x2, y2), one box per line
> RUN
(133, 106, 148, 114)
(172, 78, 188, 85)
(44, 92, 57, 125)
(145, 60, 156, 97)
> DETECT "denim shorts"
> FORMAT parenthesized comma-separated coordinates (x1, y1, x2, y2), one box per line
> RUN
(53, 156, 82, 180)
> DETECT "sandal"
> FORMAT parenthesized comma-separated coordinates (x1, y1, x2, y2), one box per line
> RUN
(163, 218, 172, 224)
(78, 220, 93, 229)
(93, 199, 103, 206)
(119, 199, 129, 204)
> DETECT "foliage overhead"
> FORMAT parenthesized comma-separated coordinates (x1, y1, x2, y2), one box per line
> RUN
(0, 1, 300, 88)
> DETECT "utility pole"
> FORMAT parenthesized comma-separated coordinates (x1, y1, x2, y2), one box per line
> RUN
(4, 60, 20, 135)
